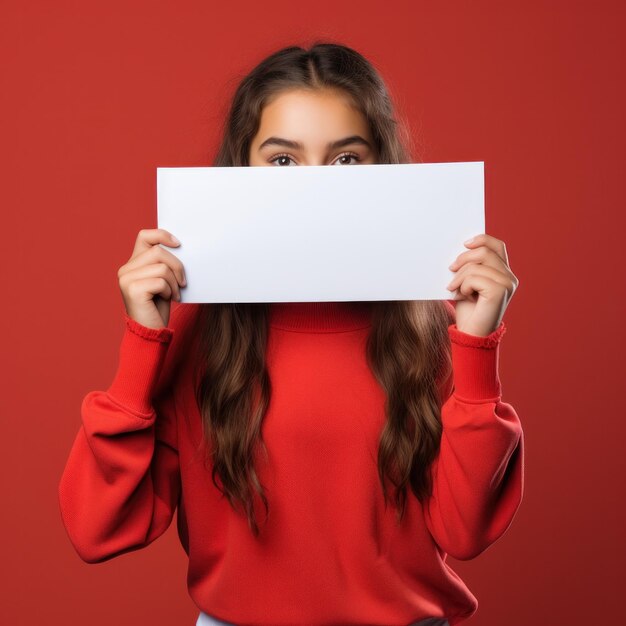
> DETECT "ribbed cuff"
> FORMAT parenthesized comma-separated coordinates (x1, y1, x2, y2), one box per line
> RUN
(106, 313, 175, 417)
(448, 321, 507, 401)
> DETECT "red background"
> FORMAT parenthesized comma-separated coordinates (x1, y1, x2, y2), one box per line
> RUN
(2, 1, 624, 624)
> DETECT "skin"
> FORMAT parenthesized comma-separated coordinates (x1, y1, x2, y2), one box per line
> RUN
(118, 229, 185, 330)
(120, 88, 518, 334)
(446, 233, 519, 337)
(249, 88, 378, 167)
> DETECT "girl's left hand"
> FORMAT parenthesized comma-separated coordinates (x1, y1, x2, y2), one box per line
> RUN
(446, 233, 519, 337)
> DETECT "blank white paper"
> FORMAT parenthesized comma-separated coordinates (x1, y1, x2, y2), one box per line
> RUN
(156, 161, 484, 303)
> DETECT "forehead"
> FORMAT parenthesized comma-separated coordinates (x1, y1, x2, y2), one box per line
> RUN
(256, 88, 371, 140)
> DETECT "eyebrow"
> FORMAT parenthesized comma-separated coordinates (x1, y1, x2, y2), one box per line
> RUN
(257, 135, 373, 152)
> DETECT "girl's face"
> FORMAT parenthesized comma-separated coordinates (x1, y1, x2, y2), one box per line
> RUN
(248, 88, 377, 167)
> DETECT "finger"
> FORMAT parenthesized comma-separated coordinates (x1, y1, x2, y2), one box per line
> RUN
(452, 273, 511, 303)
(127, 276, 175, 305)
(459, 233, 509, 267)
(447, 263, 516, 294)
(449, 246, 510, 273)
(120, 262, 182, 301)
(121, 242, 187, 287)
(131, 228, 181, 259)
(448, 260, 517, 289)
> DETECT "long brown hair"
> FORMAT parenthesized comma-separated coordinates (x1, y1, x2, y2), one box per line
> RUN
(190, 41, 456, 537)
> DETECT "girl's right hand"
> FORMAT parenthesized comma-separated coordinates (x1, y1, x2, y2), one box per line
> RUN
(117, 228, 187, 330)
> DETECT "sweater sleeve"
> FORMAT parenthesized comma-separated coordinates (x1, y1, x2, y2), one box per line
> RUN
(58, 306, 191, 564)
(422, 320, 525, 561)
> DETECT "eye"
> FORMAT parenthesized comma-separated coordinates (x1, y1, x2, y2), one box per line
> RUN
(268, 153, 296, 166)
(268, 151, 363, 166)
(332, 152, 361, 165)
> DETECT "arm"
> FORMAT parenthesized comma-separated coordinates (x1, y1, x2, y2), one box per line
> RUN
(423, 320, 525, 561)
(57, 304, 196, 563)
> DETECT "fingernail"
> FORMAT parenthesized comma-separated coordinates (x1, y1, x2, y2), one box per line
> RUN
(171, 235, 181, 245)
(464, 237, 475, 245)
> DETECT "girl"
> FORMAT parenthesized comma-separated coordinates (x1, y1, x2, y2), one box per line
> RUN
(58, 42, 523, 626)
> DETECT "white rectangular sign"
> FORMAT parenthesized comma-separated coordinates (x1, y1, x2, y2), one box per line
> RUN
(156, 161, 484, 303)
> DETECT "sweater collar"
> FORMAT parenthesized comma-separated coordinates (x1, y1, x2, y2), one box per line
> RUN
(269, 301, 373, 332)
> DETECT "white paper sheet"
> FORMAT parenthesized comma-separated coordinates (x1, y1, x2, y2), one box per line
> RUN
(156, 161, 484, 303)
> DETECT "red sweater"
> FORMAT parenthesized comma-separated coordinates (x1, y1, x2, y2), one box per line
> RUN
(58, 301, 524, 625)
